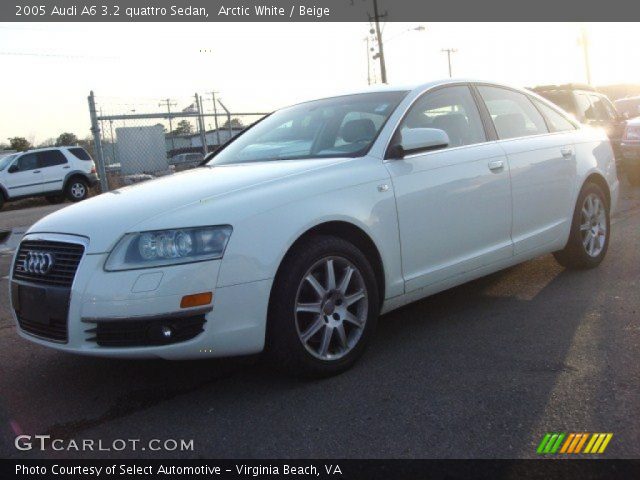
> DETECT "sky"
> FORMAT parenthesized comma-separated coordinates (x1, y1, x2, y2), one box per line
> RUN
(1, 22, 639, 144)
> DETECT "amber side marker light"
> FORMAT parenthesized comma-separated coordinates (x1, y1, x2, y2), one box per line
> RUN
(180, 292, 213, 308)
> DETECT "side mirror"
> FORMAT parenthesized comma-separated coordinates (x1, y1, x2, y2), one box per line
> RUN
(8, 164, 19, 173)
(389, 128, 450, 158)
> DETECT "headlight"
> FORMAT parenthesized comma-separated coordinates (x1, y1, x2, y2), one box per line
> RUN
(104, 225, 232, 271)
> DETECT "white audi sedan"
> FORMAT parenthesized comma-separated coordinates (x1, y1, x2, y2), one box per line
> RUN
(10, 80, 618, 376)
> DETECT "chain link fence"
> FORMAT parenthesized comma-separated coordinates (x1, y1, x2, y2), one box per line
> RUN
(87, 91, 269, 191)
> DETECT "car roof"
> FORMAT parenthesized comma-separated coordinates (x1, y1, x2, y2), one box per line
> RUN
(19, 146, 82, 154)
(300, 78, 535, 104)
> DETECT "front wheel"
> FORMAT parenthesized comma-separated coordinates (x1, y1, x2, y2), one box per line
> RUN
(267, 235, 379, 377)
(554, 182, 610, 269)
(65, 178, 89, 202)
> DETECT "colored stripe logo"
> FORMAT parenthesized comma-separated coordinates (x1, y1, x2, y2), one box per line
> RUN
(537, 433, 612, 454)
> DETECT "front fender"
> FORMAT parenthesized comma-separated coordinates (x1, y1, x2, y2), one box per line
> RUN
(216, 164, 404, 300)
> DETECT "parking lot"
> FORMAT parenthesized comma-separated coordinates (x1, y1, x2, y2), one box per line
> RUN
(1, 183, 640, 459)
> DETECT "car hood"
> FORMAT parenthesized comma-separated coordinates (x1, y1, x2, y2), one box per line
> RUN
(28, 158, 348, 253)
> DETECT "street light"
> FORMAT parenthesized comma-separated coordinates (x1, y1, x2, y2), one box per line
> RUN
(385, 25, 426, 43)
(367, 24, 426, 85)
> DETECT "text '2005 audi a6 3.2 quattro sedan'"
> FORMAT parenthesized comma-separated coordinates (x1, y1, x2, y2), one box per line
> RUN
(10, 79, 619, 376)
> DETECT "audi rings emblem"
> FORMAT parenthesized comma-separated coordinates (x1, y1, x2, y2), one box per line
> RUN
(23, 251, 55, 275)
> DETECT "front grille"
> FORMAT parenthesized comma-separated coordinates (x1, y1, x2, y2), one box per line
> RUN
(13, 240, 84, 287)
(85, 315, 207, 347)
(17, 315, 67, 342)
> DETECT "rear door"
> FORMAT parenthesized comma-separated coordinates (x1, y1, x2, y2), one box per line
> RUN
(37, 149, 69, 193)
(385, 84, 512, 292)
(3, 153, 43, 198)
(476, 85, 578, 255)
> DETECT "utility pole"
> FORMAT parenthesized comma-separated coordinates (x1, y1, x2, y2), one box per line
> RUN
(159, 98, 177, 152)
(209, 91, 221, 146)
(579, 25, 592, 85)
(371, 0, 387, 83)
(365, 37, 371, 85)
(441, 48, 458, 77)
(195, 93, 208, 155)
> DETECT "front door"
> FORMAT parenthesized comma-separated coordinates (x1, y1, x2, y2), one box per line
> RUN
(3, 152, 43, 198)
(385, 85, 513, 293)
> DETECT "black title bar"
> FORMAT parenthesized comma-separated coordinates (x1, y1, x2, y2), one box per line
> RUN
(4, 459, 640, 480)
(2, 0, 640, 22)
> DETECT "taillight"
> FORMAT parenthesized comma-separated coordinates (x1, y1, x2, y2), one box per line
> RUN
(624, 125, 640, 141)
(91, 167, 96, 174)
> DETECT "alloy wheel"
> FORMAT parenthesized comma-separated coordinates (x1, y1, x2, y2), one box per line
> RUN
(71, 182, 86, 199)
(294, 256, 368, 361)
(580, 193, 607, 257)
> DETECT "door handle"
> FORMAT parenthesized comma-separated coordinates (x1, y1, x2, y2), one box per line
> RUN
(33, 170, 41, 173)
(561, 147, 574, 157)
(488, 160, 504, 172)
(63, 165, 70, 169)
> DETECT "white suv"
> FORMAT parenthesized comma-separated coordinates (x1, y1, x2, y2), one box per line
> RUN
(0, 146, 99, 209)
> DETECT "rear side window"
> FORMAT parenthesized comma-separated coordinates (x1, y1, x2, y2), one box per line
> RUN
(69, 147, 92, 161)
(532, 99, 577, 132)
(477, 86, 548, 140)
(398, 85, 486, 148)
(17, 153, 39, 171)
(38, 149, 67, 167)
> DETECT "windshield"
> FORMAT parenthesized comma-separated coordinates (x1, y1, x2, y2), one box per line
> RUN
(0, 154, 17, 171)
(209, 91, 408, 165)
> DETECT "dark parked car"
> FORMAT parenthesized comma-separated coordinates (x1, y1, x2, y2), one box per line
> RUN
(621, 117, 640, 186)
(532, 84, 626, 160)
(615, 96, 640, 120)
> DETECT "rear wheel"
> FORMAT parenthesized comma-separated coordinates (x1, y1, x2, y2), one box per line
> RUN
(65, 178, 89, 202)
(553, 182, 610, 269)
(267, 235, 379, 377)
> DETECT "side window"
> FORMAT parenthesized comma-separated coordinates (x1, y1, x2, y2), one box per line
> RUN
(38, 150, 67, 168)
(588, 95, 613, 121)
(477, 86, 548, 139)
(17, 153, 39, 171)
(68, 147, 92, 161)
(575, 93, 594, 122)
(532, 99, 577, 133)
(398, 85, 486, 148)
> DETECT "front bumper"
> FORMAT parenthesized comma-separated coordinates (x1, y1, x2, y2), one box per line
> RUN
(10, 235, 271, 359)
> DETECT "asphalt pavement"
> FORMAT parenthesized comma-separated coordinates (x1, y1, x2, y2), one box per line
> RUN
(0, 186, 639, 459)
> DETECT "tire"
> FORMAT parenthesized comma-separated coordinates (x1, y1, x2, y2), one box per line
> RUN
(553, 182, 610, 269)
(266, 235, 380, 378)
(65, 178, 89, 202)
(46, 195, 65, 204)
(0, 194, 4, 210)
